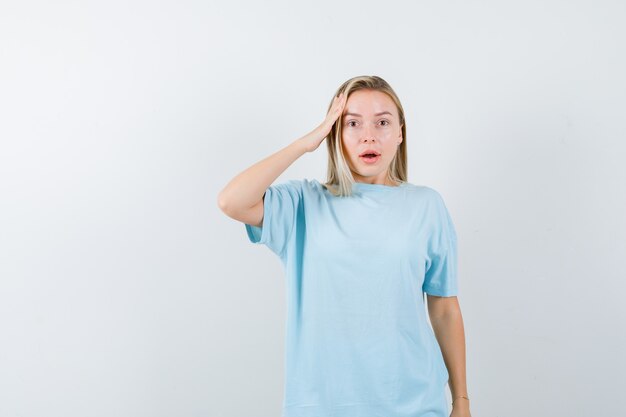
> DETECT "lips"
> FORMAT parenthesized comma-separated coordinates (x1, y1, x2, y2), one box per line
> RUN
(359, 149, 381, 157)
(359, 151, 381, 164)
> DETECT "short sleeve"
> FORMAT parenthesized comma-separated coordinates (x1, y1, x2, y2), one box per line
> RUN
(422, 190, 459, 297)
(244, 179, 303, 259)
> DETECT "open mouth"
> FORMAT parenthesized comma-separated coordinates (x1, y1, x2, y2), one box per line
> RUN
(359, 151, 381, 164)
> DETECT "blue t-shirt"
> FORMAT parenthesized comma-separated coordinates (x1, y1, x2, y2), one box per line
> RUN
(245, 178, 459, 417)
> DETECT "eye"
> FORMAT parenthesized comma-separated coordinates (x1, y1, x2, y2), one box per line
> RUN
(380, 120, 390, 126)
(347, 120, 357, 127)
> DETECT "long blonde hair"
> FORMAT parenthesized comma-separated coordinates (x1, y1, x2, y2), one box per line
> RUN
(323, 75, 408, 197)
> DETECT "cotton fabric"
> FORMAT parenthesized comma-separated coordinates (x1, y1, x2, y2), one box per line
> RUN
(244, 178, 459, 417)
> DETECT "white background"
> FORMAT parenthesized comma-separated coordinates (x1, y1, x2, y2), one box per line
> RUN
(1, 1, 625, 416)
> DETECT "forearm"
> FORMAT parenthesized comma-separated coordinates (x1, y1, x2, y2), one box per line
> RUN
(217, 138, 307, 214)
(218, 92, 346, 213)
(430, 309, 469, 407)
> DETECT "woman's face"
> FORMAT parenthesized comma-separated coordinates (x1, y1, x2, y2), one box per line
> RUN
(340, 89, 403, 185)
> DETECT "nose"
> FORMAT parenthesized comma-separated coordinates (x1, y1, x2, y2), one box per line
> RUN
(362, 125, 376, 142)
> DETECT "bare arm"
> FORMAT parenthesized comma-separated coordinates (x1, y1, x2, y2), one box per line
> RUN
(427, 295, 471, 415)
(217, 139, 308, 226)
(217, 92, 347, 226)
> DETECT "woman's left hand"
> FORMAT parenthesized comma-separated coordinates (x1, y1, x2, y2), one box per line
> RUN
(450, 402, 472, 417)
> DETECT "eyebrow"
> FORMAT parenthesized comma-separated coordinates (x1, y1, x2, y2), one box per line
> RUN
(343, 111, 393, 118)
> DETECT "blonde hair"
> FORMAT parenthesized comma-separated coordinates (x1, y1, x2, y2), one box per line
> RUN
(322, 75, 408, 197)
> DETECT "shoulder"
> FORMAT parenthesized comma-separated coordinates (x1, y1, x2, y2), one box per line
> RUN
(293, 178, 327, 194)
(268, 178, 305, 192)
(266, 178, 323, 197)
(402, 182, 444, 202)
(403, 184, 454, 221)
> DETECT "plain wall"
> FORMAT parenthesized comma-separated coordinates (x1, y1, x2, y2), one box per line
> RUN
(1, 1, 625, 416)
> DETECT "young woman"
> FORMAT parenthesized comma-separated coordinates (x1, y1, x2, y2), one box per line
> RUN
(218, 75, 472, 417)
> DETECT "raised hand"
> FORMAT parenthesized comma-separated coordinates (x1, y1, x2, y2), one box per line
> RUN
(298, 92, 347, 153)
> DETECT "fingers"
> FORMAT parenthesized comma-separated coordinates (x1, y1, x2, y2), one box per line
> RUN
(326, 92, 346, 123)
(334, 92, 346, 112)
(336, 94, 347, 120)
